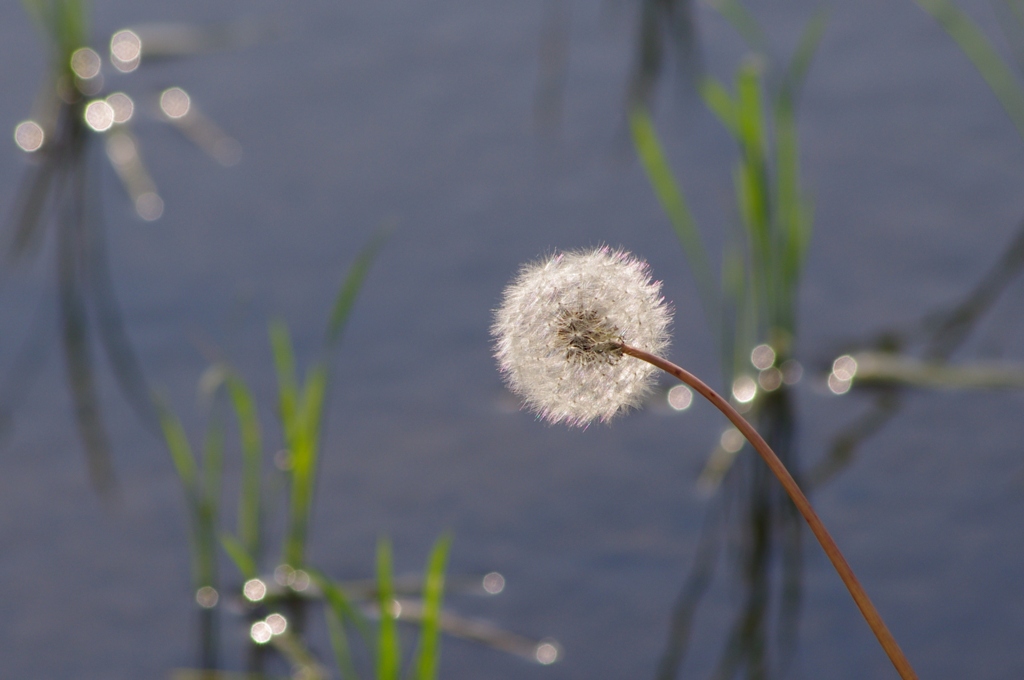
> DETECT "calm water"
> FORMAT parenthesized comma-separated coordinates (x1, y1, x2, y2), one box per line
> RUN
(2, 0, 1024, 678)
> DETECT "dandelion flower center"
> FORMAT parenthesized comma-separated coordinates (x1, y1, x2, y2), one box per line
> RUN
(492, 247, 672, 426)
(555, 307, 624, 365)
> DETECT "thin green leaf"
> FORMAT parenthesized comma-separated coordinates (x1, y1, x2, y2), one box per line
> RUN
(270, 320, 299, 444)
(376, 538, 400, 680)
(308, 568, 374, 644)
(195, 415, 224, 588)
(226, 372, 263, 559)
(706, 0, 767, 53)
(325, 608, 359, 680)
(778, 8, 828, 107)
(201, 413, 224, 522)
(914, 0, 1024, 140)
(698, 76, 738, 135)
(415, 533, 453, 680)
(325, 223, 394, 350)
(156, 398, 198, 494)
(220, 533, 258, 580)
(629, 106, 718, 325)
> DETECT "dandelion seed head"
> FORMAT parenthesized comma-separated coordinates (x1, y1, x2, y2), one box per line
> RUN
(492, 247, 672, 426)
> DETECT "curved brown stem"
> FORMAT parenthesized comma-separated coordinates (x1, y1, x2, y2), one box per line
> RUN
(620, 344, 917, 680)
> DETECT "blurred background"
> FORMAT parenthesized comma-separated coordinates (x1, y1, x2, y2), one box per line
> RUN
(1, 0, 1023, 678)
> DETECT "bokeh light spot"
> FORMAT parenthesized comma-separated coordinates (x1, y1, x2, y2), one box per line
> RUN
(667, 385, 693, 411)
(135, 192, 164, 221)
(720, 427, 744, 454)
(828, 373, 852, 395)
(751, 344, 776, 370)
(781, 359, 803, 385)
(160, 87, 191, 119)
(250, 621, 273, 644)
(110, 29, 142, 72)
(291, 569, 310, 592)
(106, 92, 134, 124)
(832, 355, 858, 382)
(14, 121, 44, 152)
(265, 613, 288, 635)
(70, 47, 101, 79)
(274, 564, 296, 587)
(482, 571, 505, 595)
(84, 100, 115, 132)
(758, 367, 782, 392)
(195, 586, 219, 609)
(535, 642, 559, 665)
(243, 578, 267, 602)
(731, 375, 757, 404)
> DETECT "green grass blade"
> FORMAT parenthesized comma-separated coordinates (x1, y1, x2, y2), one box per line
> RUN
(325, 223, 394, 351)
(415, 533, 453, 680)
(308, 568, 374, 644)
(706, 0, 767, 53)
(196, 415, 225, 588)
(325, 608, 359, 680)
(220, 532, 258, 580)
(779, 8, 828, 106)
(734, 60, 770, 236)
(698, 76, 738, 136)
(629, 106, 719, 324)
(914, 0, 1024, 140)
(376, 538, 400, 680)
(156, 398, 199, 495)
(283, 363, 328, 568)
(774, 11, 825, 297)
(226, 372, 263, 560)
(270, 320, 299, 445)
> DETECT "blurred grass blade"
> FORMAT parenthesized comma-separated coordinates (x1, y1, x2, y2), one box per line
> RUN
(156, 397, 198, 495)
(706, 0, 766, 53)
(269, 632, 328, 680)
(325, 223, 393, 350)
(629, 106, 718, 323)
(219, 533, 258, 580)
(197, 414, 224, 588)
(325, 608, 358, 680)
(283, 363, 327, 567)
(775, 12, 825, 308)
(914, 0, 1024, 139)
(8, 160, 56, 260)
(415, 533, 453, 680)
(308, 568, 374, 644)
(226, 372, 262, 559)
(779, 8, 827, 105)
(698, 76, 737, 135)
(269, 320, 298, 441)
(376, 538, 400, 680)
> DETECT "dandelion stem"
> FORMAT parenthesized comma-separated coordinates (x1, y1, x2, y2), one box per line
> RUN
(619, 343, 917, 680)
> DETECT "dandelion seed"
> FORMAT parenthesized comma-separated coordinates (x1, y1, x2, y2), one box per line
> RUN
(492, 247, 671, 426)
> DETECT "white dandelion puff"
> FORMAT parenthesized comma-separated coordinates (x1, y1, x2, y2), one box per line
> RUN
(492, 247, 672, 426)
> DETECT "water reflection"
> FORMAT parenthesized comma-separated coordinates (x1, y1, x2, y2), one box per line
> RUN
(810, 215, 1024, 487)
(3, 12, 252, 492)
